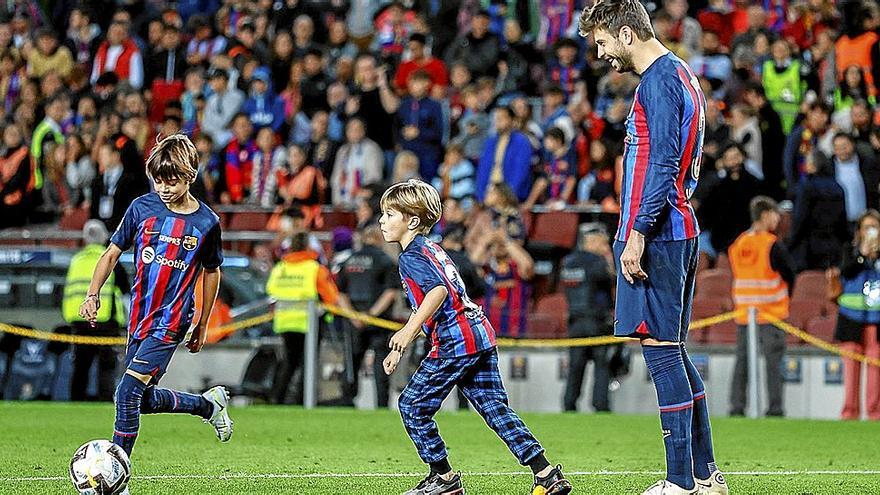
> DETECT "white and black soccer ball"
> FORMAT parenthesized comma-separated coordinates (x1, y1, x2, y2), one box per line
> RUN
(69, 440, 131, 495)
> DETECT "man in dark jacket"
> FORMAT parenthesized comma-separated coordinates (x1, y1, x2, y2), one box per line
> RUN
(787, 150, 852, 270)
(443, 9, 500, 79)
(744, 82, 786, 200)
(561, 223, 615, 412)
(817, 132, 880, 223)
(700, 142, 764, 256)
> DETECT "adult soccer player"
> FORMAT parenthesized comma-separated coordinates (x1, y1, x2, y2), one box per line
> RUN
(379, 179, 571, 495)
(579, 2, 728, 494)
(78, 134, 233, 461)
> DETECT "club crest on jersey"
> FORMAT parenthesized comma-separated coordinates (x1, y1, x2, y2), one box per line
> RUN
(183, 235, 198, 251)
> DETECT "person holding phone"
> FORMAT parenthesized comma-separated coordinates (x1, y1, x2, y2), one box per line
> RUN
(836, 209, 880, 420)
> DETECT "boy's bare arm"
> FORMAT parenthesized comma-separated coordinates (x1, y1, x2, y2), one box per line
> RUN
(79, 244, 123, 324)
(187, 267, 221, 354)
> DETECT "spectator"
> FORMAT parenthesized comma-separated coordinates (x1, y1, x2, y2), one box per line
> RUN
(89, 140, 139, 231)
(325, 20, 358, 76)
(202, 68, 245, 150)
(788, 150, 851, 271)
(370, 1, 415, 67)
(91, 20, 143, 90)
(728, 103, 763, 179)
(664, 0, 702, 58)
(249, 126, 286, 208)
(526, 127, 576, 209)
(729, 196, 795, 417)
(689, 31, 732, 99)
(279, 143, 326, 228)
(397, 70, 444, 180)
(25, 28, 73, 79)
(849, 99, 876, 149)
(64, 6, 101, 69)
(509, 95, 543, 149)
(0, 51, 23, 113)
(762, 39, 807, 135)
(452, 85, 490, 161)
(335, 224, 398, 408)
(497, 19, 540, 97)
(243, 66, 285, 133)
(467, 181, 527, 249)
(269, 31, 294, 94)
(541, 85, 575, 145)
(266, 231, 343, 405)
(331, 118, 383, 207)
(547, 38, 586, 101)
(0, 123, 31, 228)
(304, 110, 339, 179)
(300, 48, 330, 117)
(444, 9, 499, 79)
(30, 91, 66, 205)
(393, 32, 448, 96)
(730, 3, 771, 60)
(185, 14, 227, 67)
(64, 134, 94, 208)
(561, 223, 615, 412)
(821, 133, 880, 223)
(537, 0, 580, 49)
(700, 142, 765, 256)
(476, 106, 533, 202)
(836, 209, 880, 420)
(223, 113, 258, 204)
(147, 23, 187, 123)
(784, 102, 833, 198)
(391, 150, 421, 183)
(577, 140, 618, 208)
(348, 54, 397, 166)
(432, 143, 475, 201)
(835, 5, 878, 97)
(471, 225, 534, 338)
(744, 82, 786, 200)
(834, 65, 876, 113)
(180, 67, 205, 135)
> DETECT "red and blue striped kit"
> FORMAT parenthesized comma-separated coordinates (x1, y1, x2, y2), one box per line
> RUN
(616, 52, 705, 243)
(110, 193, 223, 343)
(399, 235, 496, 359)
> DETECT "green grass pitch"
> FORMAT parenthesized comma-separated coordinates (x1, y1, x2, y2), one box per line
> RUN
(1, 402, 879, 494)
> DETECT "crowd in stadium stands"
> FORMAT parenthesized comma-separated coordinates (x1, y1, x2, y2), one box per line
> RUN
(3, 0, 880, 396)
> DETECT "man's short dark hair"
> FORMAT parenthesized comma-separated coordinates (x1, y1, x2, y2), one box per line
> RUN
(545, 126, 566, 144)
(750, 196, 779, 223)
(579, 0, 655, 41)
(289, 231, 308, 252)
(494, 105, 515, 119)
(808, 101, 832, 115)
(744, 81, 766, 98)
(833, 132, 855, 145)
(720, 140, 746, 157)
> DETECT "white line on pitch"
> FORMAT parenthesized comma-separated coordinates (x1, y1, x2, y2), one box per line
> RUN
(6, 470, 880, 482)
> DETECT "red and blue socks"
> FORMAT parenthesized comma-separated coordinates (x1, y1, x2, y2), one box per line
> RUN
(642, 344, 695, 491)
(681, 345, 718, 480)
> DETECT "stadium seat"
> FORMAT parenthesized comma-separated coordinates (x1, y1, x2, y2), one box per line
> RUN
(227, 211, 270, 231)
(59, 206, 89, 231)
(792, 270, 830, 301)
(806, 314, 838, 342)
(691, 297, 735, 344)
(715, 253, 730, 271)
(529, 211, 579, 249)
(785, 299, 828, 345)
(535, 293, 568, 333)
(320, 210, 357, 231)
(695, 269, 733, 300)
(525, 312, 562, 339)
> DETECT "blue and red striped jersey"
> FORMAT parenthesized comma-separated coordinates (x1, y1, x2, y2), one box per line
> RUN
(110, 193, 223, 343)
(399, 235, 496, 358)
(617, 52, 705, 242)
(483, 260, 531, 338)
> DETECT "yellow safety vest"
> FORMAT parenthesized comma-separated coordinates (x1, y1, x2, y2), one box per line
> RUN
(266, 258, 320, 334)
(62, 244, 126, 325)
(729, 231, 790, 325)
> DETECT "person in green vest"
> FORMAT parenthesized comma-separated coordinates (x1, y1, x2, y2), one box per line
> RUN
(762, 39, 807, 135)
(62, 220, 129, 401)
(266, 231, 347, 404)
(30, 91, 67, 211)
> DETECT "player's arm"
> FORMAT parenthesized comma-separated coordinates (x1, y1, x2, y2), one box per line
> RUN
(78, 243, 124, 324)
(384, 285, 448, 375)
(186, 267, 220, 353)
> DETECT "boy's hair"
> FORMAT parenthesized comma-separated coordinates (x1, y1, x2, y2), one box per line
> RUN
(380, 179, 442, 235)
(146, 134, 199, 183)
(749, 195, 779, 223)
(578, 0, 655, 41)
(545, 127, 566, 145)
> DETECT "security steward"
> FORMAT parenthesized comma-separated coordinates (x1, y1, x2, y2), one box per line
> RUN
(336, 223, 399, 408)
(63, 220, 129, 401)
(560, 223, 615, 412)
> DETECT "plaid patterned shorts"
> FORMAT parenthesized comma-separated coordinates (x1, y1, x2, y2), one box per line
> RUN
(398, 348, 544, 465)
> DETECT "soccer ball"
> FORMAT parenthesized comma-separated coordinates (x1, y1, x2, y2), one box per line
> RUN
(69, 440, 131, 495)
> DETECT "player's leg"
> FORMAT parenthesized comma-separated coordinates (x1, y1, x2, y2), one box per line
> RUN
(398, 355, 470, 494)
(563, 345, 589, 411)
(681, 344, 722, 492)
(458, 349, 571, 495)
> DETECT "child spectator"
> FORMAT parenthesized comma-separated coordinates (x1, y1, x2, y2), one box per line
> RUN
(243, 66, 285, 133)
(223, 113, 258, 204)
(432, 143, 475, 201)
(279, 143, 326, 228)
(250, 126, 286, 208)
(526, 127, 576, 209)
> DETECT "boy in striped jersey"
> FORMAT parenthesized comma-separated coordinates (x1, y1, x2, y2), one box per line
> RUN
(379, 179, 571, 495)
(78, 134, 233, 460)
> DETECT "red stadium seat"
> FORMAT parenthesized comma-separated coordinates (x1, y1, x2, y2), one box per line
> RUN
(529, 211, 579, 249)
(695, 269, 732, 300)
(691, 297, 735, 344)
(59, 207, 89, 231)
(535, 293, 568, 333)
(806, 314, 838, 342)
(525, 312, 562, 339)
(320, 210, 357, 231)
(785, 299, 828, 345)
(791, 270, 829, 301)
(227, 211, 270, 231)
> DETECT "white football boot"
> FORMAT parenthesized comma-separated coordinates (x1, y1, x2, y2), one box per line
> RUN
(641, 480, 699, 495)
(695, 471, 729, 495)
(202, 386, 234, 442)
